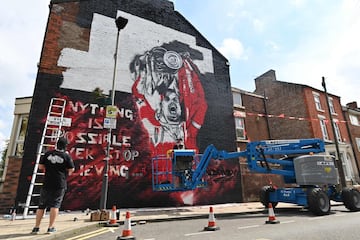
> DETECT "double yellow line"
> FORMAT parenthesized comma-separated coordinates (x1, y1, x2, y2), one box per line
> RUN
(66, 227, 116, 240)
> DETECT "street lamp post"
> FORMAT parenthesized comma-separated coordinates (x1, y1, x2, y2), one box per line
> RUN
(100, 16, 128, 210)
(322, 76, 347, 188)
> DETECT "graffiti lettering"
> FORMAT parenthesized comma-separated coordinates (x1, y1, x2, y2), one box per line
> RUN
(70, 147, 94, 160)
(75, 132, 131, 147)
(89, 103, 102, 115)
(70, 101, 90, 113)
(87, 118, 103, 129)
(120, 165, 129, 177)
(117, 108, 133, 121)
(69, 147, 138, 162)
(79, 164, 130, 178)
(123, 150, 139, 161)
(68, 100, 134, 120)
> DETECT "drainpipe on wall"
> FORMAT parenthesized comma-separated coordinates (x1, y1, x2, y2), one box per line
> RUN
(322, 76, 347, 188)
(263, 91, 272, 139)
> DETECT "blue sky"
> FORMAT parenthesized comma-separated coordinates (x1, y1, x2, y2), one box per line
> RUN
(1, 0, 360, 152)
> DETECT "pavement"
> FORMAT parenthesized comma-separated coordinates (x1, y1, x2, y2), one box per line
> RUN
(0, 201, 285, 240)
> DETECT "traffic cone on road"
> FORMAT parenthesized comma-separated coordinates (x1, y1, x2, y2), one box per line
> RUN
(105, 205, 119, 227)
(204, 206, 220, 231)
(117, 211, 136, 240)
(265, 203, 280, 224)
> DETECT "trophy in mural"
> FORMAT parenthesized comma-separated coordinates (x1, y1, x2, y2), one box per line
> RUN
(131, 46, 207, 152)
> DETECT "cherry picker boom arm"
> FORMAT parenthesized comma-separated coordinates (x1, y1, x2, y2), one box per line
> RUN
(152, 138, 325, 192)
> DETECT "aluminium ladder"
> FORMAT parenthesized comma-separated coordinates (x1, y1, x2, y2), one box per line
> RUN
(23, 98, 67, 218)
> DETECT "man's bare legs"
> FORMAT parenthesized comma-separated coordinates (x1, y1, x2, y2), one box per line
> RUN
(48, 207, 59, 228)
(33, 207, 57, 229)
(34, 208, 45, 228)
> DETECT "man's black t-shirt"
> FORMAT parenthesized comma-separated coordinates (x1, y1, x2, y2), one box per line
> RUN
(40, 149, 74, 190)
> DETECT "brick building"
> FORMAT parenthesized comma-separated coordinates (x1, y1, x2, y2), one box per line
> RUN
(3, 0, 359, 214)
(254, 70, 359, 184)
(343, 102, 360, 180)
(232, 88, 283, 201)
(11, 0, 242, 212)
(0, 97, 31, 213)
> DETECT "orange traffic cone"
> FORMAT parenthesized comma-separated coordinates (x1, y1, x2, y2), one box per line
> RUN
(105, 205, 119, 227)
(117, 211, 136, 240)
(204, 206, 220, 231)
(265, 203, 280, 224)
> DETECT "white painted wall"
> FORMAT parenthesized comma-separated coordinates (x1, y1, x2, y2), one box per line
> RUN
(58, 11, 214, 93)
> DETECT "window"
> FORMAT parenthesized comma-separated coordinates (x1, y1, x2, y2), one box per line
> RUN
(233, 92, 242, 106)
(328, 98, 336, 114)
(319, 116, 329, 140)
(313, 93, 323, 111)
(13, 115, 28, 157)
(235, 117, 246, 140)
(350, 114, 359, 126)
(329, 151, 354, 181)
(345, 152, 355, 181)
(333, 120, 342, 142)
(356, 138, 360, 152)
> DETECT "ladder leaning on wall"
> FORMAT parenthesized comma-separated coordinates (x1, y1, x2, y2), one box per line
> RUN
(23, 98, 67, 218)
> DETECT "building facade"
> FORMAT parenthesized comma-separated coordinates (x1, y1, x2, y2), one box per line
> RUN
(254, 70, 359, 184)
(232, 88, 283, 202)
(14, 0, 242, 211)
(0, 97, 31, 213)
(343, 102, 360, 182)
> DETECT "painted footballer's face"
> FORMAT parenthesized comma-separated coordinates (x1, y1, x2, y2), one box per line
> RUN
(161, 90, 182, 123)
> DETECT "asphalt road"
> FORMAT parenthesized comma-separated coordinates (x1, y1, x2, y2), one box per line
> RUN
(65, 205, 360, 240)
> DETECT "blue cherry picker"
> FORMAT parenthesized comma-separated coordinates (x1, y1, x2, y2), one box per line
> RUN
(152, 138, 360, 215)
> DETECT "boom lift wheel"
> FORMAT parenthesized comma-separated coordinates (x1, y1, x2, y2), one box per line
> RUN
(342, 187, 360, 212)
(260, 185, 278, 208)
(307, 188, 330, 216)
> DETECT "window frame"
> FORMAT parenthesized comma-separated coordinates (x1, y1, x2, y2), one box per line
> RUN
(233, 91, 243, 107)
(12, 114, 28, 157)
(349, 114, 360, 126)
(333, 120, 342, 142)
(356, 138, 360, 152)
(235, 117, 246, 140)
(318, 115, 329, 140)
(328, 97, 336, 114)
(313, 92, 323, 111)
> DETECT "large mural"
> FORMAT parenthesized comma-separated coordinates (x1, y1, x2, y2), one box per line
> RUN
(17, 2, 241, 210)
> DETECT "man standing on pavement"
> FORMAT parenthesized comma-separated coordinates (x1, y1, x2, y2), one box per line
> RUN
(31, 137, 75, 234)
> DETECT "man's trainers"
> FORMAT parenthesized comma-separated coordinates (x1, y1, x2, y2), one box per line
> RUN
(31, 227, 40, 235)
(47, 227, 57, 234)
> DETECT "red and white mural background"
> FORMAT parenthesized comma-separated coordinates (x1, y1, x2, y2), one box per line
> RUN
(17, 1, 241, 210)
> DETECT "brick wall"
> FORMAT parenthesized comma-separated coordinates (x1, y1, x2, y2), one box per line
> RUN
(16, 0, 240, 210)
(254, 70, 315, 139)
(237, 91, 284, 202)
(0, 157, 22, 214)
(343, 106, 360, 177)
(241, 93, 270, 141)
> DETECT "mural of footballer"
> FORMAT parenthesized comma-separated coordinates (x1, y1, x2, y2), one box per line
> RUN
(130, 45, 207, 154)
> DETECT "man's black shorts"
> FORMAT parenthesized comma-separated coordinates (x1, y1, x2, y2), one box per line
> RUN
(38, 188, 66, 209)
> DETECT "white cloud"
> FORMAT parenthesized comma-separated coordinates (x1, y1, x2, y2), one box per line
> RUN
(252, 18, 264, 33)
(290, 0, 306, 8)
(265, 41, 280, 51)
(218, 38, 246, 60)
(273, 0, 360, 105)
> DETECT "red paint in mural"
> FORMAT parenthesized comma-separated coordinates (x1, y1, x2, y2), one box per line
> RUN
(46, 46, 240, 210)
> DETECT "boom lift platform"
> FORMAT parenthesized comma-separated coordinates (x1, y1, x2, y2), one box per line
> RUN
(152, 138, 360, 215)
